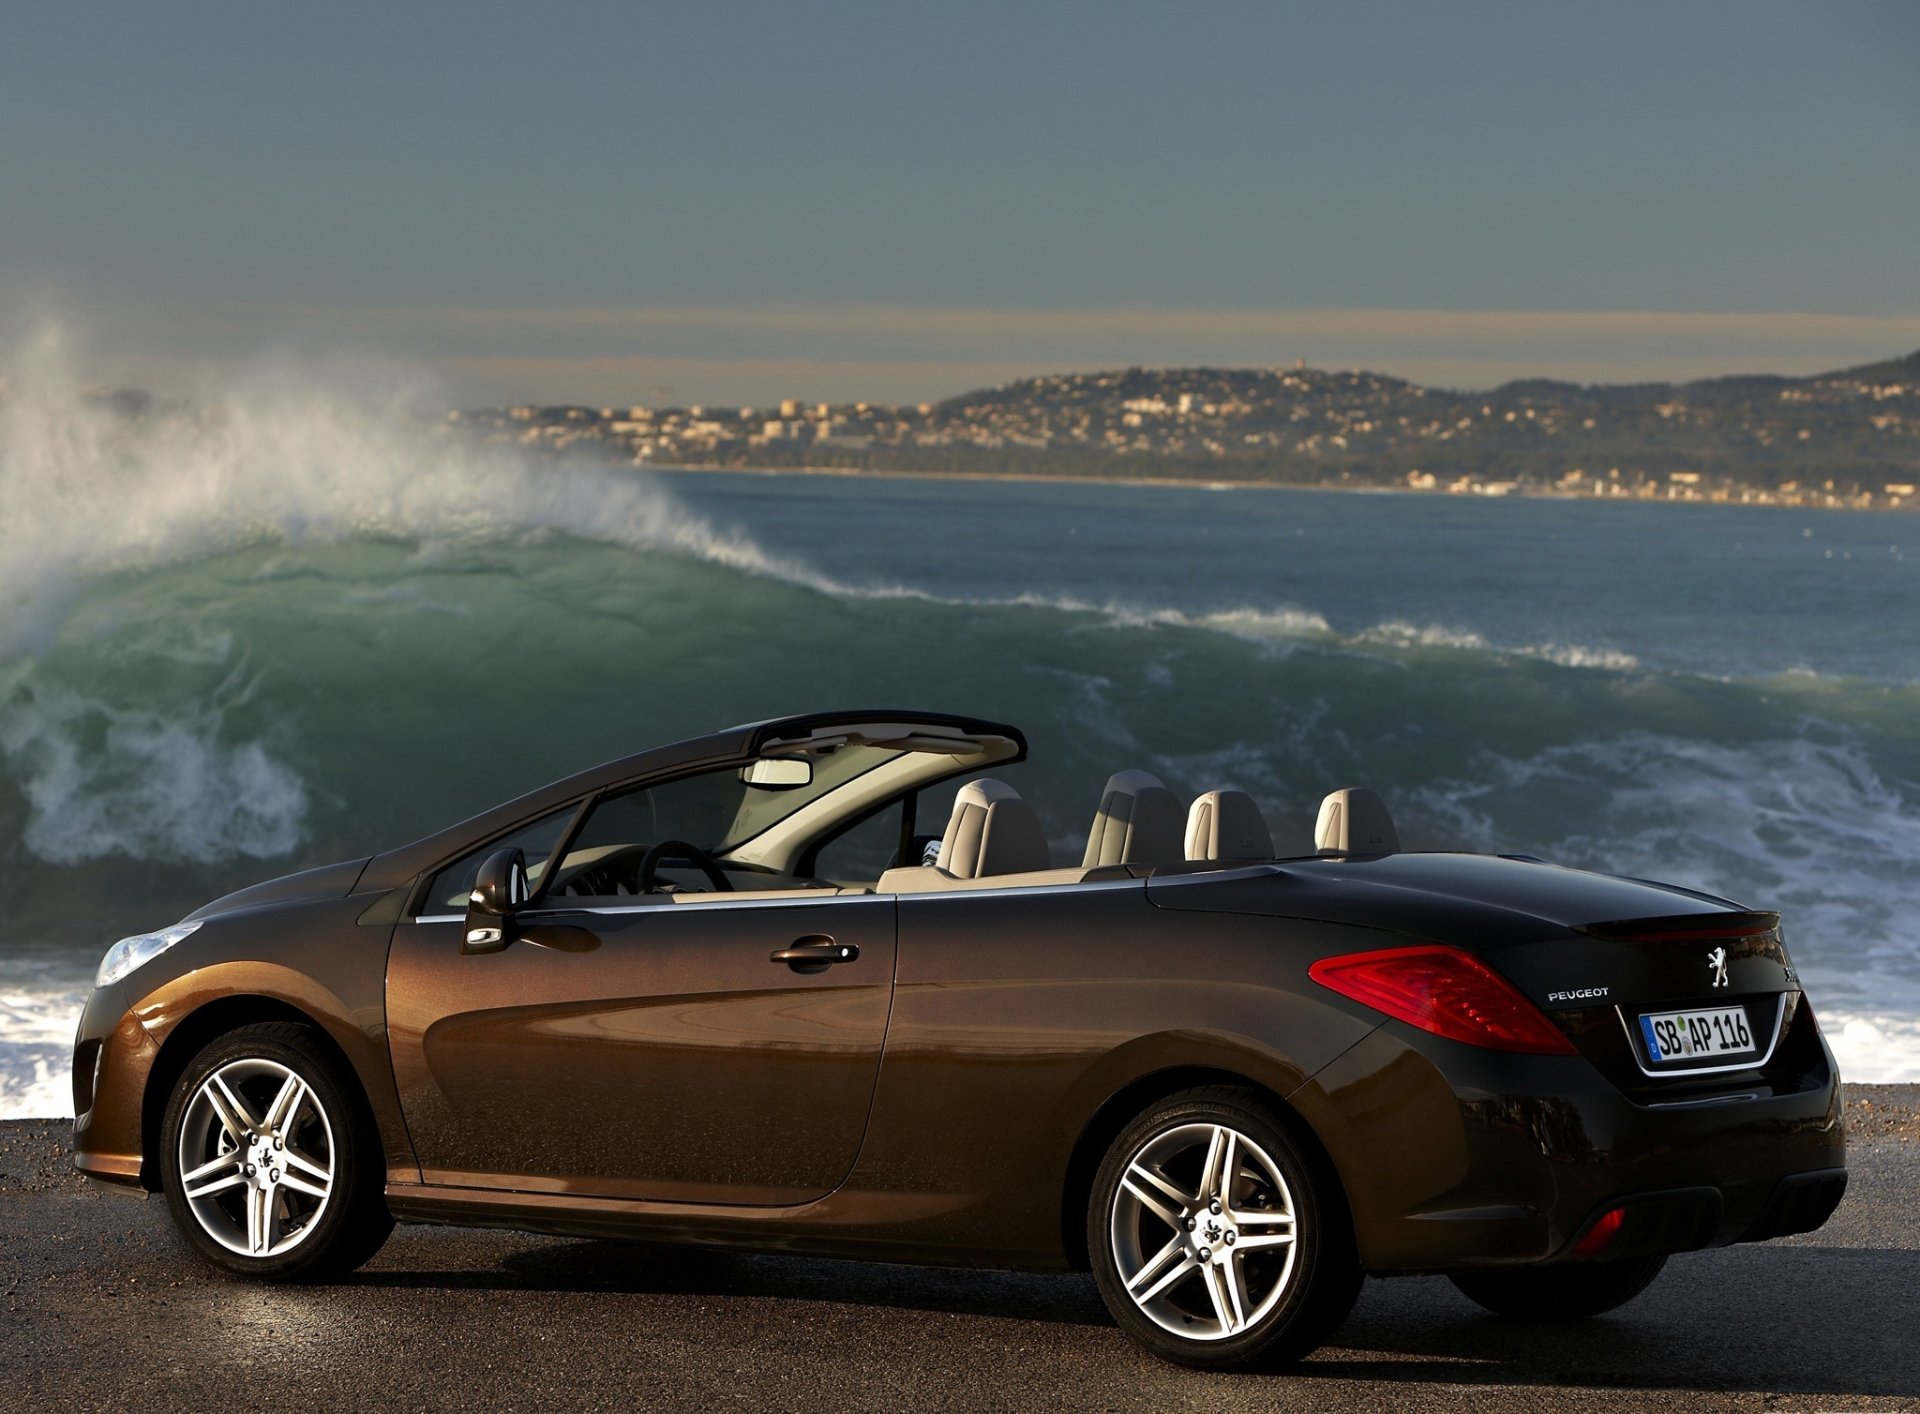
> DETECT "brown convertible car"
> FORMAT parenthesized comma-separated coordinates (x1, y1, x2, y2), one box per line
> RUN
(72, 709, 1845, 1369)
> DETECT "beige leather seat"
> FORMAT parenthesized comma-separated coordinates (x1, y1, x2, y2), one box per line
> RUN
(1082, 770, 1185, 868)
(936, 778, 1052, 877)
(1185, 789, 1274, 862)
(1313, 787, 1401, 855)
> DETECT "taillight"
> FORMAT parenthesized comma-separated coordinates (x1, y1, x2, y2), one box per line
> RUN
(1797, 995, 1824, 1043)
(1308, 944, 1578, 1055)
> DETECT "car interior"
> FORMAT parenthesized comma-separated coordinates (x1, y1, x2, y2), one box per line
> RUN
(422, 721, 1403, 915)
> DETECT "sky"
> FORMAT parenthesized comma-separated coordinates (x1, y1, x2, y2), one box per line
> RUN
(3, 1, 1917, 407)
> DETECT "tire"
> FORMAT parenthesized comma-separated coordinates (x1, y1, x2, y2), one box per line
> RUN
(1087, 1085, 1363, 1371)
(1448, 1254, 1667, 1320)
(159, 1021, 394, 1281)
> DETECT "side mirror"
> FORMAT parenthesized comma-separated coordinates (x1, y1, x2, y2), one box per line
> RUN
(739, 756, 813, 789)
(463, 847, 529, 953)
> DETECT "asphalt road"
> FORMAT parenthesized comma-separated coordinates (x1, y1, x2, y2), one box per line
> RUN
(4, 1103, 1918, 1413)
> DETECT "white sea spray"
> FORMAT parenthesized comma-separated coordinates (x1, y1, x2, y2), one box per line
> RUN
(0, 322, 806, 663)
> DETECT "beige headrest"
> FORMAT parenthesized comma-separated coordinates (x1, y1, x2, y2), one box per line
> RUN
(1186, 790, 1274, 861)
(1082, 769, 1185, 868)
(1313, 787, 1400, 855)
(937, 778, 1051, 877)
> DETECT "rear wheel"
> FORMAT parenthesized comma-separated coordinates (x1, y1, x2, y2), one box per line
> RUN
(159, 1021, 393, 1281)
(1088, 1086, 1362, 1370)
(1448, 1254, 1667, 1320)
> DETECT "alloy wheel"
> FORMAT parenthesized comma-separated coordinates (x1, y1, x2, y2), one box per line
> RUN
(1108, 1120, 1300, 1340)
(175, 1056, 336, 1259)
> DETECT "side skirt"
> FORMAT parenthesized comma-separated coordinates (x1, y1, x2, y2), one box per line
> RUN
(383, 1181, 1070, 1271)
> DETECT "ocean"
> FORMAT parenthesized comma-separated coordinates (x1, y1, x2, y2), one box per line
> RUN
(3, 354, 1917, 1117)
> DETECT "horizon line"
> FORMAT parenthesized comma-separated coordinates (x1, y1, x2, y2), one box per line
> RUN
(15, 293, 1920, 408)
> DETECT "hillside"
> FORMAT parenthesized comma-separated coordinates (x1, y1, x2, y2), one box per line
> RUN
(461, 350, 1920, 508)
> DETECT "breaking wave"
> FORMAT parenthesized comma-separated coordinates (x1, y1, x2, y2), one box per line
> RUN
(2, 323, 1917, 1112)
(0, 324, 804, 661)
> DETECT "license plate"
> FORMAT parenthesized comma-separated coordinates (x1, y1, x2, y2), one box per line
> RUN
(1639, 1005, 1756, 1062)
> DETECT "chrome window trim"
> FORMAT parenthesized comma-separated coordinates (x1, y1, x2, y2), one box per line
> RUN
(892, 877, 1147, 904)
(543, 893, 889, 917)
(413, 893, 878, 924)
(1141, 864, 1285, 889)
(410, 874, 1152, 924)
(1613, 993, 1791, 1079)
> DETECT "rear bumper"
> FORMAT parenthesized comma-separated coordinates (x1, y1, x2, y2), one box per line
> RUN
(1289, 1020, 1846, 1274)
(1547, 1166, 1847, 1263)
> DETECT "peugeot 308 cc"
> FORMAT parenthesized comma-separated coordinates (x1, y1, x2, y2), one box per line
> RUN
(71, 710, 1846, 1370)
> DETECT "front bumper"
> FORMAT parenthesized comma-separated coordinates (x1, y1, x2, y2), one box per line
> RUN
(1289, 1004, 1846, 1274)
(70, 982, 159, 1190)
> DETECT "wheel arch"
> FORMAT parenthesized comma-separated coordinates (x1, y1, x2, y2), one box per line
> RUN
(1057, 1064, 1351, 1271)
(139, 995, 368, 1191)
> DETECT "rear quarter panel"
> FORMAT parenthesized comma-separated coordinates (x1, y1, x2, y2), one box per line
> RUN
(838, 880, 1388, 1265)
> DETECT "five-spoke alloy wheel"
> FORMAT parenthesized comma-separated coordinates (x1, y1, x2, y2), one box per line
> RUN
(1089, 1087, 1361, 1370)
(160, 1022, 392, 1281)
(177, 1054, 336, 1257)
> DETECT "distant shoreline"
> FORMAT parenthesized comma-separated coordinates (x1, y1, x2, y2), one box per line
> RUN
(639, 460, 1919, 512)
(464, 350, 1919, 511)
(647, 460, 1281, 493)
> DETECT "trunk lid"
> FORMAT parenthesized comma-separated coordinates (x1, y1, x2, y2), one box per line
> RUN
(1494, 909, 1806, 1091)
(1149, 854, 1814, 1092)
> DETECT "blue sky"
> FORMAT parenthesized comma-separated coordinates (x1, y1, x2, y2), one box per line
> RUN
(3, 1, 1917, 404)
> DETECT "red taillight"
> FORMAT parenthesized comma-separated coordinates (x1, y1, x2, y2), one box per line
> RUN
(1571, 1206, 1625, 1257)
(1308, 944, 1578, 1055)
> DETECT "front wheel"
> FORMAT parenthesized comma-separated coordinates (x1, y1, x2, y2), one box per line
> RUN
(1088, 1086, 1362, 1370)
(1448, 1254, 1668, 1320)
(159, 1021, 393, 1281)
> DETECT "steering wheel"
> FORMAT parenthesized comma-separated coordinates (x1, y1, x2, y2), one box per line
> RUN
(635, 840, 734, 894)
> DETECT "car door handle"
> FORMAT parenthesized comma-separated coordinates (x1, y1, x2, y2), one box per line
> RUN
(770, 935, 858, 973)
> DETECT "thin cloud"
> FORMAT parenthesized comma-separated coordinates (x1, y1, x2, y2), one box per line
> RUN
(268, 300, 1920, 382)
(34, 290, 1920, 406)
(267, 299, 1920, 350)
(441, 354, 1069, 408)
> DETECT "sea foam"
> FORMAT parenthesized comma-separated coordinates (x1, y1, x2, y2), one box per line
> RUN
(0, 677, 309, 866)
(0, 959, 90, 1120)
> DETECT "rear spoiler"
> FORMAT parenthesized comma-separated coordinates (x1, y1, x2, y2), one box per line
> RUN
(1574, 911, 1780, 942)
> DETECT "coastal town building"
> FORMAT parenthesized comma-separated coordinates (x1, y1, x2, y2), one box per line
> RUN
(441, 353, 1920, 512)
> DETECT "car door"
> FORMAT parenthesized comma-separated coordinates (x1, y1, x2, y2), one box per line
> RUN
(386, 890, 897, 1206)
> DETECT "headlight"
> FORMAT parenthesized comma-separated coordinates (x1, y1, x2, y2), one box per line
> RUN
(96, 921, 203, 988)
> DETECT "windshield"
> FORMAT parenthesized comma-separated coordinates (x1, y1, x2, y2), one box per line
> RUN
(573, 742, 905, 861)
